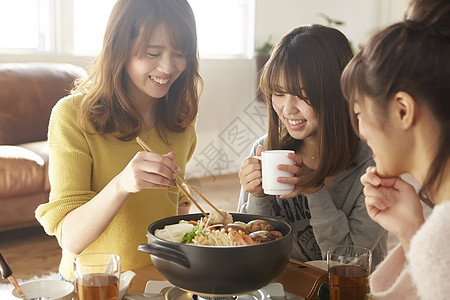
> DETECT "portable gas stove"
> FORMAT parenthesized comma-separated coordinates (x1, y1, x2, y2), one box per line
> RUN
(124, 280, 305, 300)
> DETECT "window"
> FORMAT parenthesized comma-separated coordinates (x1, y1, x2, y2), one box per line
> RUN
(0, 0, 254, 59)
(189, 0, 254, 58)
(73, 0, 116, 55)
(0, 0, 52, 52)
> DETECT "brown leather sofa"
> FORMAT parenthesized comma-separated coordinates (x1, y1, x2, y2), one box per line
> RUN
(0, 63, 87, 232)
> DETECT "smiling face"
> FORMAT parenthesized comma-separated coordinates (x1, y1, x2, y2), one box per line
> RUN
(271, 90, 319, 142)
(125, 24, 187, 103)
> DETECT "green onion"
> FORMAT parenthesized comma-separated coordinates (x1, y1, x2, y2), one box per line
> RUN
(181, 224, 202, 244)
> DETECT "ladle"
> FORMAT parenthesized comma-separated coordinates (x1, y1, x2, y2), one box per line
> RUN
(0, 251, 27, 298)
(0, 252, 50, 300)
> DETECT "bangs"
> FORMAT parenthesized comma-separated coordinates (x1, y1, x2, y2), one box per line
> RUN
(135, 3, 196, 59)
(260, 45, 308, 101)
(341, 52, 368, 133)
(136, 21, 191, 57)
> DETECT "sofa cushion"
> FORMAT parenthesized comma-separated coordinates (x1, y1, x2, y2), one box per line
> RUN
(0, 192, 49, 231)
(21, 141, 50, 191)
(0, 145, 47, 198)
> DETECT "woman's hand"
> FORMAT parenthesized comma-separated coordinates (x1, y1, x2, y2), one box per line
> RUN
(178, 201, 190, 215)
(118, 150, 180, 194)
(239, 145, 265, 197)
(278, 153, 323, 198)
(62, 150, 180, 255)
(361, 166, 425, 252)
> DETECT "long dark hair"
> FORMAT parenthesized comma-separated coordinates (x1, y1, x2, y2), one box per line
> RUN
(259, 25, 359, 187)
(74, 0, 203, 141)
(341, 2, 450, 206)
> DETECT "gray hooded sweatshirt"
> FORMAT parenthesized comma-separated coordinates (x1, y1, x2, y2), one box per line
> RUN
(238, 136, 387, 267)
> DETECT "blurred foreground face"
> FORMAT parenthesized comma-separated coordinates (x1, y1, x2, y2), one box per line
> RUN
(355, 97, 408, 177)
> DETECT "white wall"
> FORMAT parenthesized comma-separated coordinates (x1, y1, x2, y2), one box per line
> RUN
(254, 0, 409, 52)
(0, 0, 409, 183)
(190, 0, 409, 182)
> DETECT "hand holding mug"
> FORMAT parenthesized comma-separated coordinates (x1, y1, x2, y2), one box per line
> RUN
(239, 145, 265, 197)
(254, 149, 295, 196)
(277, 153, 322, 198)
(240, 147, 321, 198)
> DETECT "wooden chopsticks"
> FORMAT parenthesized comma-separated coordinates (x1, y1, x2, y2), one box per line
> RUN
(136, 137, 221, 218)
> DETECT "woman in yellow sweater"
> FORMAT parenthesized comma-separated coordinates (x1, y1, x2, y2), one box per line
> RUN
(36, 0, 202, 280)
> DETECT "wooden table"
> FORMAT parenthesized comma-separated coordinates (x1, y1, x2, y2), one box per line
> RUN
(128, 264, 165, 294)
(129, 260, 328, 299)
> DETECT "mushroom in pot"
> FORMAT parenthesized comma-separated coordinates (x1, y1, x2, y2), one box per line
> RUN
(223, 223, 249, 235)
(245, 219, 273, 233)
(249, 230, 283, 243)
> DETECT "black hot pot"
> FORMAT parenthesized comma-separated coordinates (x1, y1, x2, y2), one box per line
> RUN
(138, 213, 293, 296)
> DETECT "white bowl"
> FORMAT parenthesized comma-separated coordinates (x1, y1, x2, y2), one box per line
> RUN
(119, 270, 136, 300)
(11, 279, 74, 299)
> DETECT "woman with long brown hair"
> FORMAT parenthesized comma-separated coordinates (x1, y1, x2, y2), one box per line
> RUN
(238, 25, 387, 265)
(36, 0, 202, 280)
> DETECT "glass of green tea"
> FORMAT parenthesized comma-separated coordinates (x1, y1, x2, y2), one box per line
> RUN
(327, 245, 372, 300)
(74, 253, 121, 300)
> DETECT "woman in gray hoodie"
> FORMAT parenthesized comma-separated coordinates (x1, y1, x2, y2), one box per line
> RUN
(238, 25, 387, 266)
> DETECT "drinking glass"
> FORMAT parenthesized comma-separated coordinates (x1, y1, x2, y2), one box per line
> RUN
(327, 245, 372, 300)
(74, 253, 121, 300)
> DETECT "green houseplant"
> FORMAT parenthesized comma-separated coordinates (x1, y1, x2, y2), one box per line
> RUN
(255, 36, 274, 56)
(318, 13, 356, 53)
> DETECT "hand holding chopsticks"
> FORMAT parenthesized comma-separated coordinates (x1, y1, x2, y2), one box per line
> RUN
(136, 137, 222, 218)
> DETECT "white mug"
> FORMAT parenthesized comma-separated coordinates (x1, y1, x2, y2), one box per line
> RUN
(255, 150, 295, 195)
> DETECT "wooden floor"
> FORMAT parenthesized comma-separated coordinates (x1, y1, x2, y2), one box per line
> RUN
(0, 173, 241, 284)
(0, 226, 62, 283)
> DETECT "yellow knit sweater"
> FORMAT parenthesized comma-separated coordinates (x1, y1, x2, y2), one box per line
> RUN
(35, 94, 197, 280)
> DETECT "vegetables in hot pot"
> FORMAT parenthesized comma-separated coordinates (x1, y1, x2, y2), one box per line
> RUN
(154, 213, 283, 246)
